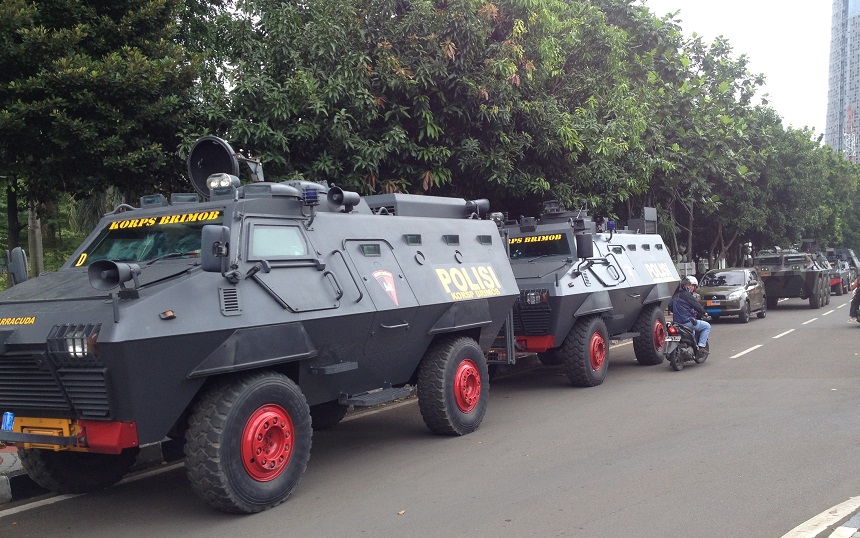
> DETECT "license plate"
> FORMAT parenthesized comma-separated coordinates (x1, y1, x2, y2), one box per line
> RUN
(665, 335, 681, 341)
(706, 300, 720, 306)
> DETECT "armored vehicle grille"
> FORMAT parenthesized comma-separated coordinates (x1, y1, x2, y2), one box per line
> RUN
(513, 304, 551, 335)
(0, 355, 70, 411)
(58, 369, 109, 418)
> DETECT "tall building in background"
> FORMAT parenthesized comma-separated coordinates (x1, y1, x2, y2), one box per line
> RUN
(827, 0, 860, 161)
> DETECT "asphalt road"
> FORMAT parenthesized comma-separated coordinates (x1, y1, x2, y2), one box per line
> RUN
(1, 294, 859, 538)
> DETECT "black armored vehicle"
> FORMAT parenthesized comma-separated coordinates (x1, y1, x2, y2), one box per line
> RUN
(755, 244, 830, 309)
(500, 203, 679, 386)
(0, 137, 519, 513)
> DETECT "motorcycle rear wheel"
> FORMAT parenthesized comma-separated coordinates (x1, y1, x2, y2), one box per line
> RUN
(668, 350, 684, 371)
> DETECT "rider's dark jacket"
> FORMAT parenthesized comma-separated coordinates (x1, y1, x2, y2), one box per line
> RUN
(670, 287, 706, 324)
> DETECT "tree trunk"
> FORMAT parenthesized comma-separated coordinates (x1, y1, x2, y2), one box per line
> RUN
(6, 182, 21, 250)
(27, 205, 44, 276)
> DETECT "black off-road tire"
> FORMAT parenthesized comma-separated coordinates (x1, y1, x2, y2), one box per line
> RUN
(836, 282, 845, 296)
(632, 305, 666, 365)
(738, 301, 751, 323)
(18, 446, 140, 494)
(767, 295, 778, 309)
(826, 286, 831, 305)
(184, 371, 312, 514)
(558, 316, 609, 387)
(417, 336, 488, 436)
(310, 401, 349, 430)
(810, 291, 821, 309)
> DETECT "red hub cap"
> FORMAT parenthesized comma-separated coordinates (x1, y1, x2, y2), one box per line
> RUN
(653, 319, 666, 350)
(590, 332, 606, 371)
(241, 404, 294, 482)
(453, 359, 481, 413)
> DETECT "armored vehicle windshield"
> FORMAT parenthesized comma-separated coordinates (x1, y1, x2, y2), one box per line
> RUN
(508, 233, 571, 260)
(69, 210, 223, 267)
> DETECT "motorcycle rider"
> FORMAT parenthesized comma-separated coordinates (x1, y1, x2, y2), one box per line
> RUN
(670, 276, 711, 352)
(850, 275, 860, 322)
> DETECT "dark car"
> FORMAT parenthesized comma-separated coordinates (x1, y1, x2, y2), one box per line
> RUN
(828, 259, 852, 295)
(696, 268, 767, 323)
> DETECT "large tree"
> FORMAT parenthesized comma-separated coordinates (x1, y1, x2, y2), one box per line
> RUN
(0, 0, 202, 248)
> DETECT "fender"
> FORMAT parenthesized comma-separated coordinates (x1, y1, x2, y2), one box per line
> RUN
(188, 322, 317, 378)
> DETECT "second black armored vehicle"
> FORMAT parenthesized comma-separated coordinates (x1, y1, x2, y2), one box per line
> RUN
(501, 203, 679, 386)
(0, 137, 519, 513)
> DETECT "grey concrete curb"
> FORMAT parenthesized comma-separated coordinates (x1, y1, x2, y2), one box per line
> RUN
(0, 439, 184, 505)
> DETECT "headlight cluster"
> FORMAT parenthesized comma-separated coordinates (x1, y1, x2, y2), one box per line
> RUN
(522, 289, 549, 306)
(46, 324, 102, 367)
(727, 290, 744, 301)
(65, 329, 96, 358)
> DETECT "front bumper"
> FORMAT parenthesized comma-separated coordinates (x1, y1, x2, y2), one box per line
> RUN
(700, 299, 745, 316)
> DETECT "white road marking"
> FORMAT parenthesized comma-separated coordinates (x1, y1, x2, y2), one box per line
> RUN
(773, 329, 795, 339)
(730, 345, 762, 359)
(781, 496, 860, 538)
(838, 303, 847, 309)
(802, 318, 818, 325)
(823, 309, 835, 316)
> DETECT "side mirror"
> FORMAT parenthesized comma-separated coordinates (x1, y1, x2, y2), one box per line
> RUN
(575, 233, 594, 259)
(201, 225, 231, 273)
(8, 247, 28, 285)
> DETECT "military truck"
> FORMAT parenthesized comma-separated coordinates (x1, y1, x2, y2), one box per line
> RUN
(755, 246, 830, 309)
(0, 136, 519, 513)
(497, 203, 679, 386)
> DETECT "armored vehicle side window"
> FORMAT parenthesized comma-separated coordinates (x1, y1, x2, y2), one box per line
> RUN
(73, 211, 223, 266)
(509, 233, 571, 260)
(249, 225, 307, 258)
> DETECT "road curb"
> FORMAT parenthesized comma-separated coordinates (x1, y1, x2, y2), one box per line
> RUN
(0, 439, 184, 505)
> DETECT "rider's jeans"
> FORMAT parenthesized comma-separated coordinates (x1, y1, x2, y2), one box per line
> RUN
(680, 319, 710, 348)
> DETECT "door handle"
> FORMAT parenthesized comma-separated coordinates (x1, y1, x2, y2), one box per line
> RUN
(381, 322, 409, 330)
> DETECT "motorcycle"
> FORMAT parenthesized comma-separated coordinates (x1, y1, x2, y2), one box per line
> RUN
(663, 315, 711, 371)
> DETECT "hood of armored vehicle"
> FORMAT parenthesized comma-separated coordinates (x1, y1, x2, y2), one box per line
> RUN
(0, 261, 198, 303)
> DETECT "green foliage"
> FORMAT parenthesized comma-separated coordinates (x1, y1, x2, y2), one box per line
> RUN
(0, 0, 201, 207)
(5, 0, 860, 270)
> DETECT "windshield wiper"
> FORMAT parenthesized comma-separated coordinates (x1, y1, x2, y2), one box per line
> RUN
(527, 254, 551, 263)
(145, 251, 199, 266)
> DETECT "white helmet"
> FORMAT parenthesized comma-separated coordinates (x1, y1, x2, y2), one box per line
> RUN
(683, 275, 698, 287)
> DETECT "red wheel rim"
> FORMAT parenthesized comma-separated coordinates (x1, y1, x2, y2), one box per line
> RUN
(589, 332, 606, 371)
(241, 404, 294, 482)
(653, 319, 666, 350)
(453, 359, 481, 413)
